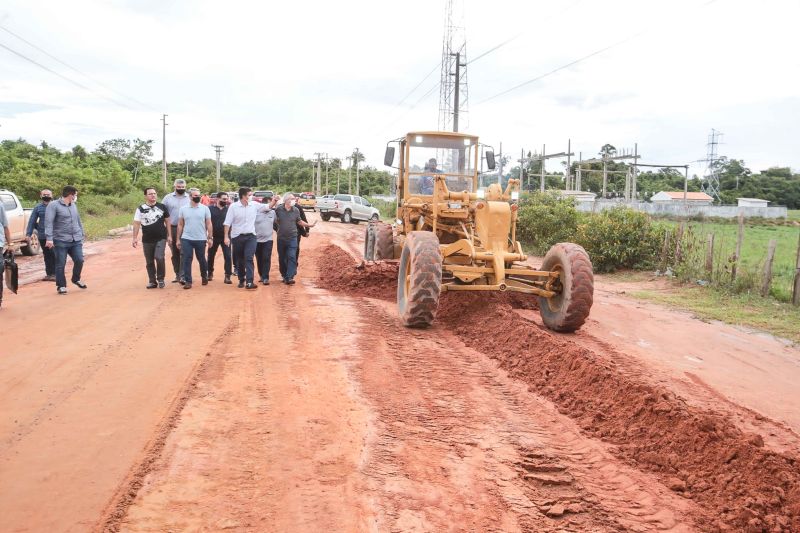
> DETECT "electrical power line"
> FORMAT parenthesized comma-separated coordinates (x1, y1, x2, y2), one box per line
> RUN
(0, 40, 136, 110)
(0, 24, 156, 111)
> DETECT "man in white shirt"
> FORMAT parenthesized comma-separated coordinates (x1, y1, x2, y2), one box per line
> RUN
(223, 186, 273, 289)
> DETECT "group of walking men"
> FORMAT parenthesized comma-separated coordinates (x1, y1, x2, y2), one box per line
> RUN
(0, 185, 88, 307)
(132, 180, 315, 290)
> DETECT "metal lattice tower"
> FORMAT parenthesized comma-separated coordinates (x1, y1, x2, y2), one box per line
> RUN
(701, 129, 723, 202)
(438, 0, 469, 132)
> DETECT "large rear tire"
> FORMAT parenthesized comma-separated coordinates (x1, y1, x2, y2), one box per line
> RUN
(397, 231, 442, 328)
(375, 223, 394, 260)
(21, 234, 41, 256)
(538, 243, 594, 332)
(363, 223, 376, 261)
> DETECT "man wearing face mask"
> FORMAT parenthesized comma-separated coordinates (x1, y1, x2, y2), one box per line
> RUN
(274, 193, 316, 285)
(223, 186, 273, 289)
(45, 185, 86, 295)
(207, 192, 232, 284)
(25, 188, 56, 281)
(162, 179, 191, 283)
(176, 188, 212, 289)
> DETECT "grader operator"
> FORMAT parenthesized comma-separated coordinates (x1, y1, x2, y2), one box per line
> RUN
(363, 131, 593, 332)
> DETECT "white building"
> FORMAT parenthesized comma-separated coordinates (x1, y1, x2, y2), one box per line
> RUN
(737, 198, 769, 207)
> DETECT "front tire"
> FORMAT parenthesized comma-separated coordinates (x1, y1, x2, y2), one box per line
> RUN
(364, 223, 376, 261)
(375, 223, 394, 260)
(342, 210, 352, 224)
(321, 213, 331, 221)
(397, 232, 442, 328)
(538, 243, 594, 332)
(21, 234, 41, 256)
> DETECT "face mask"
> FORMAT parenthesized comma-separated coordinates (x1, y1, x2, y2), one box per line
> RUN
(290, 200, 296, 207)
(41, 196, 52, 202)
(176, 189, 186, 195)
(192, 196, 201, 203)
(219, 201, 227, 207)
(73, 195, 78, 203)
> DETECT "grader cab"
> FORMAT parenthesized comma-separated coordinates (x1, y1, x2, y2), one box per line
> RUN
(363, 131, 593, 332)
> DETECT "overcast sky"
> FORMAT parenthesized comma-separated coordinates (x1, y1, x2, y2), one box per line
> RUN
(1, 0, 798, 178)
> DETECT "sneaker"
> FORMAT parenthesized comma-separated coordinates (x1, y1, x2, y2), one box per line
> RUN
(287, 279, 296, 285)
(202, 278, 208, 286)
(179, 278, 186, 285)
(146, 282, 158, 289)
(72, 280, 88, 289)
(183, 283, 192, 289)
(43, 274, 56, 282)
(158, 281, 166, 289)
(262, 279, 270, 286)
(245, 282, 258, 290)
(224, 276, 232, 285)
(207, 274, 214, 281)
(57, 286, 68, 295)
(172, 276, 181, 283)
(237, 281, 245, 288)
(282, 279, 288, 284)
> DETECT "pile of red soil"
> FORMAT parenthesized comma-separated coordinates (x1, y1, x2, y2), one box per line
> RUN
(316, 244, 800, 532)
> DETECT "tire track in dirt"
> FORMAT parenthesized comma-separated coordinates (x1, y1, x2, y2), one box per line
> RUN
(317, 243, 800, 532)
(98, 316, 240, 532)
(350, 299, 697, 531)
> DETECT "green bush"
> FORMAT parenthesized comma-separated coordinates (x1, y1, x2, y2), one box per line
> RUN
(575, 207, 665, 272)
(516, 192, 580, 255)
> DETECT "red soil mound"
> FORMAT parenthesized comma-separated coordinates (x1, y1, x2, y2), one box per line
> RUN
(316, 244, 800, 532)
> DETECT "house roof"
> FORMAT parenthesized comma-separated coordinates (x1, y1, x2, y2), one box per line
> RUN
(656, 191, 713, 201)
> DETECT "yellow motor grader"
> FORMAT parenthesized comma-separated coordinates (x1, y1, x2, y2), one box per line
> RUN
(364, 131, 593, 332)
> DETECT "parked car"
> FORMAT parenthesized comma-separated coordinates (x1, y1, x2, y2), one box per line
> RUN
(252, 190, 274, 203)
(226, 191, 240, 203)
(298, 192, 316, 211)
(0, 189, 40, 255)
(317, 194, 380, 224)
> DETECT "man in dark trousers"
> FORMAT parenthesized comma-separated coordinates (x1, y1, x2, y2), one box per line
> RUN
(131, 187, 172, 289)
(25, 189, 56, 281)
(162, 179, 190, 283)
(207, 192, 232, 284)
(275, 194, 315, 285)
(45, 185, 87, 295)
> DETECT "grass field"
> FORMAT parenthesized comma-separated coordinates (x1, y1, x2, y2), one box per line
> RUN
(789, 209, 800, 222)
(666, 220, 800, 301)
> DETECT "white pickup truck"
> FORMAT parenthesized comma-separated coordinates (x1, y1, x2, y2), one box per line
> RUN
(317, 194, 380, 224)
(0, 189, 41, 255)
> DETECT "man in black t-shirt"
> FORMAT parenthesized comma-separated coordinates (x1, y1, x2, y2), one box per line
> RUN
(132, 187, 172, 289)
(207, 192, 232, 283)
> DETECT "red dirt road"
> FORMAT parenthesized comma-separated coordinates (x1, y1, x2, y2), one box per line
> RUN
(1, 215, 798, 532)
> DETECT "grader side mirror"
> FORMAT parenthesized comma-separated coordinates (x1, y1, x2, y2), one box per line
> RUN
(384, 146, 395, 167)
(485, 150, 496, 170)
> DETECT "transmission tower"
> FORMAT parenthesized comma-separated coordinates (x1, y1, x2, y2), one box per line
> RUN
(701, 129, 723, 202)
(438, 0, 469, 133)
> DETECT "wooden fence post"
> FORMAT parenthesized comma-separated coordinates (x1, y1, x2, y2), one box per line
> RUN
(732, 213, 744, 281)
(793, 230, 800, 306)
(761, 239, 777, 297)
(675, 222, 685, 263)
(705, 233, 715, 274)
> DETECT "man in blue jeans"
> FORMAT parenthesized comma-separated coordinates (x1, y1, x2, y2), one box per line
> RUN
(223, 187, 274, 289)
(176, 188, 212, 289)
(274, 194, 316, 285)
(44, 186, 86, 295)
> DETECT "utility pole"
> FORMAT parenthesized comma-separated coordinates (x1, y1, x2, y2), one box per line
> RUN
(565, 139, 572, 191)
(212, 145, 224, 192)
(185, 158, 189, 178)
(325, 153, 330, 195)
(354, 148, 361, 196)
(451, 51, 466, 132)
(580, 148, 639, 199)
(540, 144, 546, 192)
(161, 114, 168, 189)
(518, 145, 574, 193)
(497, 142, 503, 186)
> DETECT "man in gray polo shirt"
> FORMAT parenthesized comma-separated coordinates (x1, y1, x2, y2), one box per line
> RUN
(45, 185, 86, 295)
(162, 178, 190, 283)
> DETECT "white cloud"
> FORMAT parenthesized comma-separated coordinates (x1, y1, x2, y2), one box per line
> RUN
(0, 0, 797, 178)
